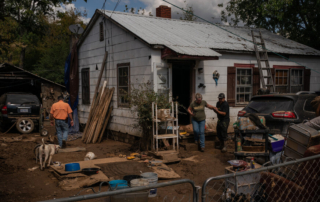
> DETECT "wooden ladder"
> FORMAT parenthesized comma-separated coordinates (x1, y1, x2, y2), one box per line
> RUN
(251, 30, 275, 92)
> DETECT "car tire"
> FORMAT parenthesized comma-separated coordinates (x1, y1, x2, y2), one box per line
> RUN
(16, 118, 35, 134)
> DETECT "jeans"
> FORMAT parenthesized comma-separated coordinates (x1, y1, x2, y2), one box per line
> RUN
(192, 118, 206, 148)
(55, 120, 69, 147)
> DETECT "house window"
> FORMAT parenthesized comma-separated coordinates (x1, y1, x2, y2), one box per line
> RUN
(273, 67, 305, 93)
(117, 63, 130, 107)
(290, 69, 304, 93)
(99, 22, 104, 41)
(81, 68, 90, 104)
(275, 69, 289, 93)
(236, 68, 252, 104)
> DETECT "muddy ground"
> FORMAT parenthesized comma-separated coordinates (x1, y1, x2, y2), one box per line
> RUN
(0, 122, 234, 202)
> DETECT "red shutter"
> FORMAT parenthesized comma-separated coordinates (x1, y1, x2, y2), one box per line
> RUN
(304, 69, 311, 91)
(252, 68, 260, 96)
(227, 67, 236, 107)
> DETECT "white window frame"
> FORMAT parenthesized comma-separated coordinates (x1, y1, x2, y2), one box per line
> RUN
(235, 68, 253, 105)
(117, 63, 130, 108)
(275, 69, 289, 93)
(290, 68, 304, 93)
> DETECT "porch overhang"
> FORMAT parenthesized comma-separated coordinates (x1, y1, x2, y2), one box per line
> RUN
(161, 46, 221, 60)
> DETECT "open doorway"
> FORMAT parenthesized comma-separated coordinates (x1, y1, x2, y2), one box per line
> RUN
(171, 61, 195, 125)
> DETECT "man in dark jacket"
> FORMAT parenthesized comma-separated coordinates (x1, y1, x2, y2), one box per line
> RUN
(213, 93, 230, 153)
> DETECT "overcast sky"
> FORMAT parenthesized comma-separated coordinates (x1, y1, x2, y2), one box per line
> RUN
(58, 0, 229, 24)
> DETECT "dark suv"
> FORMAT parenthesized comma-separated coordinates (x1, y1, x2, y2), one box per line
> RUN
(238, 92, 317, 135)
(0, 92, 41, 134)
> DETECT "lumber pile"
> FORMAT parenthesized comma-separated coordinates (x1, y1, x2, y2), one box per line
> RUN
(82, 85, 114, 143)
(82, 51, 114, 144)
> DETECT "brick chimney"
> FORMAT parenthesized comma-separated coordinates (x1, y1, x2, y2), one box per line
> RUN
(156, 5, 171, 19)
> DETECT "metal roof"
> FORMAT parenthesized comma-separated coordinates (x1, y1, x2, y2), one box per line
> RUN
(0, 63, 66, 88)
(97, 10, 320, 56)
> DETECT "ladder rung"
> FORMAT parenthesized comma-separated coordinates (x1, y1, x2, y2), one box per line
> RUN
(264, 76, 272, 78)
(253, 35, 261, 37)
(261, 68, 270, 70)
(256, 43, 264, 46)
(260, 59, 268, 61)
(266, 84, 274, 86)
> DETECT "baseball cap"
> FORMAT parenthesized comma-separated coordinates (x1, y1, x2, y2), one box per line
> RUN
(218, 93, 225, 99)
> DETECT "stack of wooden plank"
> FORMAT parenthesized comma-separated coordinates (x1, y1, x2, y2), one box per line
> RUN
(81, 52, 114, 144)
(82, 85, 114, 143)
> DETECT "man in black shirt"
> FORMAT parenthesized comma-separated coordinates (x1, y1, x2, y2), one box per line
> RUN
(213, 93, 230, 153)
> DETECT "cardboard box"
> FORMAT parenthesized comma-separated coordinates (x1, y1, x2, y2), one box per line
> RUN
(238, 116, 266, 130)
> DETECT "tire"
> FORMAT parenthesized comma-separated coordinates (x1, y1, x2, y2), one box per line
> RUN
(16, 118, 35, 134)
(40, 128, 49, 136)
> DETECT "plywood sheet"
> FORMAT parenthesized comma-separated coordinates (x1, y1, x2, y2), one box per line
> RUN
(152, 164, 180, 179)
(58, 147, 86, 153)
(51, 157, 128, 175)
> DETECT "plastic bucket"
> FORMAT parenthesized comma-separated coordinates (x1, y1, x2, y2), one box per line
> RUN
(123, 175, 141, 185)
(140, 172, 158, 197)
(109, 180, 129, 190)
(130, 178, 149, 187)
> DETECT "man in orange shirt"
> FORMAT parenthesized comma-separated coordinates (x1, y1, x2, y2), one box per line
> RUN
(50, 96, 74, 148)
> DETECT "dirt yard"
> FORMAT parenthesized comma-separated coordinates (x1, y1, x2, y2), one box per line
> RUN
(0, 122, 234, 202)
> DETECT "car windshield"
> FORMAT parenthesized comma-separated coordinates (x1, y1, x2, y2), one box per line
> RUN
(7, 94, 39, 105)
(244, 97, 294, 114)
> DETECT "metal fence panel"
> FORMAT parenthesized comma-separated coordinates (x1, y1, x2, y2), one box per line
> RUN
(202, 154, 320, 202)
(40, 179, 199, 202)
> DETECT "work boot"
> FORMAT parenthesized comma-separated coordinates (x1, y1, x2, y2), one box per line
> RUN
(62, 140, 67, 149)
(200, 147, 205, 152)
(215, 141, 224, 149)
(195, 141, 198, 145)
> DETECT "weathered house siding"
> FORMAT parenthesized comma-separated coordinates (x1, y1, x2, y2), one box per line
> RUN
(77, 11, 320, 137)
(78, 16, 154, 136)
(197, 54, 320, 126)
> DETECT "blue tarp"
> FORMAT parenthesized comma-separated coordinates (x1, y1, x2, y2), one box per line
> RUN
(64, 54, 71, 92)
(64, 53, 79, 133)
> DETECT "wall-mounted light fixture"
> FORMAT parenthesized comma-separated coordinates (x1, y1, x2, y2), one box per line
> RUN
(198, 83, 206, 88)
(198, 68, 204, 74)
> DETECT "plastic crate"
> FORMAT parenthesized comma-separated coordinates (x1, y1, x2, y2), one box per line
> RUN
(270, 139, 285, 152)
(224, 165, 261, 195)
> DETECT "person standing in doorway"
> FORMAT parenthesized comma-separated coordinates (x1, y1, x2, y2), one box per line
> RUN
(188, 93, 215, 152)
(50, 96, 74, 148)
(213, 93, 230, 153)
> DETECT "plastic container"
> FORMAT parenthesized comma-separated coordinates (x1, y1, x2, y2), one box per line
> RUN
(269, 134, 285, 152)
(109, 180, 129, 190)
(123, 175, 141, 185)
(65, 163, 80, 172)
(130, 178, 149, 187)
(140, 172, 158, 197)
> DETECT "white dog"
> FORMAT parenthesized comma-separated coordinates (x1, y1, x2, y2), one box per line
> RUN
(36, 138, 60, 170)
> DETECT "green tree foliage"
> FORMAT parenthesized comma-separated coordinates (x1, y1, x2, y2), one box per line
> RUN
(177, 0, 197, 21)
(219, 0, 320, 50)
(0, 5, 86, 84)
(1, 0, 86, 68)
(126, 82, 171, 150)
(123, 5, 153, 16)
(33, 8, 87, 84)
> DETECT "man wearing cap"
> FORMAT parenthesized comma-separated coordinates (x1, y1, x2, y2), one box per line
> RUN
(213, 93, 230, 153)
(50, 96, 74, 148)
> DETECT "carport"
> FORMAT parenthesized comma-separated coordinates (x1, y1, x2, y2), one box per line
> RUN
(0, 63, 66, 118)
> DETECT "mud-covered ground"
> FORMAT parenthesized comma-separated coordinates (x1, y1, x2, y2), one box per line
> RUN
(0, 122, 234, 202)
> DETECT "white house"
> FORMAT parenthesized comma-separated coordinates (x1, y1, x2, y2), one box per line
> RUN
(77, 6, 320, 137)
